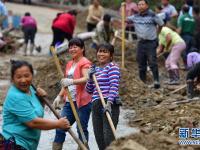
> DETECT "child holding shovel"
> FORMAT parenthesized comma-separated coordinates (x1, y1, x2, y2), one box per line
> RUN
(86, 43, 121, 150)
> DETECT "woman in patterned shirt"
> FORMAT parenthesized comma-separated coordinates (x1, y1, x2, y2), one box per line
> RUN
(86, 43, 121, 150)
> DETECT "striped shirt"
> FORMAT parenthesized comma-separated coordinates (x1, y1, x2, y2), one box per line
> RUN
(86, 62, 120, 103)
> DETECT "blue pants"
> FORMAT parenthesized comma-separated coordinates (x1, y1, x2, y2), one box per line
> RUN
(54, 102, 92, 143)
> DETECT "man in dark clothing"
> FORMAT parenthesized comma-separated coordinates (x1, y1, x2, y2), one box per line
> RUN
(177, 4, 196, 68)
(193, 5, 200, 50)
(186, 62, 200, 98)
(126, 0, 164, 89)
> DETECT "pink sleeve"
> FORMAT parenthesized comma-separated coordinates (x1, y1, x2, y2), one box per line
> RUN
(82, 63, 91, 69)
(81, 58, 91, 69)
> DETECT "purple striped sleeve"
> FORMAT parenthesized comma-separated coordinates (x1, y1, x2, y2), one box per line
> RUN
(86, 79, 94, 94)
(107, 65, 120, 103)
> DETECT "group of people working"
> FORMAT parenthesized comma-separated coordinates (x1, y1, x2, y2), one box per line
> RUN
(126, 0, 200, 98)
(1, 38, 121, 150)
(2, 0, 200, 149)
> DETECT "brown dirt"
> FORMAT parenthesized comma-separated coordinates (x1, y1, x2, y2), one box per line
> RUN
(107, 132, 199, 150)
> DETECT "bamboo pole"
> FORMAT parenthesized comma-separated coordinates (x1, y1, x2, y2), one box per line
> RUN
(92, 75, 117, 139)
(121, 2, 126, 69)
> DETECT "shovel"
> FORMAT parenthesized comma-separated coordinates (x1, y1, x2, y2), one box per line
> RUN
(92, 74, 117, 139)
(31, 85, 87, 150)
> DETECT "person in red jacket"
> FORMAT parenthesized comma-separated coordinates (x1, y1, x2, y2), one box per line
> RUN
(51, 10, 77, 47)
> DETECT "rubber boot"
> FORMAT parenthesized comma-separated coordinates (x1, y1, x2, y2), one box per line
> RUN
(154, 80, 160, 89)
(167, 69, 180, 85)
(23, 43, 28, 56)
(171, 69, 180, 85)
(151, 68, 160, 89)
(139, 70, 146, 83)
(52, 142, 63, 150)
(164, 70, 173, 84)
(30, 44, 34, 56)
(187, 80, 194, 99)
(35, 45, 41, 53)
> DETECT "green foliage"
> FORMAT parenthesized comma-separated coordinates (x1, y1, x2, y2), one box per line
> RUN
(99, 0, 188, 10)
(147, 0, 184, 11)
(101, 0, 122, 9)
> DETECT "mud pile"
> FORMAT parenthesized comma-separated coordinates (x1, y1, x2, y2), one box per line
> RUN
(34, 55, 71, 100)
(111, 45, 200, 149)
(107, 132, 198, 150)
(0, 29, 23, 54)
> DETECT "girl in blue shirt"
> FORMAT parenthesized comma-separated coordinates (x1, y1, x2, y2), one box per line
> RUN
(2, 60, 70, 150)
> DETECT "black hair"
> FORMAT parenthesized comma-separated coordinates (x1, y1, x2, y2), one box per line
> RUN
(190, 47, 200, 53)
(10, 60, 33, 79)
(25, 12, 31, 16)
(103, 14, 111, 22)
(156, 4, 163, 11)
(182, 4, 190, 13)
(185, 0, 193, 7)
(68, 9, 78, 16)
(68, 38, 85, 56)
(97, 43, 115, 61)
(193, 5, 200, 14)
(139, 0, 149, 5)
(56, 12, 63, 17)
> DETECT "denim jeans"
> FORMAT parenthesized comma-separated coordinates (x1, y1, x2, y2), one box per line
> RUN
(54, 101, 92, 143)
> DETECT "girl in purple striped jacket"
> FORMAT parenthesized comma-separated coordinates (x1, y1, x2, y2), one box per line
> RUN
(86, 43, 121, 150)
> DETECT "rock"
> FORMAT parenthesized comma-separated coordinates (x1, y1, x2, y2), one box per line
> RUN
(107, 139, 148, 150)
(159, 136, 177, 144)
(167, 104, 178, 110)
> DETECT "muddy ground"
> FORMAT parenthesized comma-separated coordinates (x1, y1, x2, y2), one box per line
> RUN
(1, 3, 200, 150)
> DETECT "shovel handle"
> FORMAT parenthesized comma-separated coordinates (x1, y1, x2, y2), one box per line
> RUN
(31, 85, 87, 150)
(42, 97, 87, 150)
(92, 75, 117, 139)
